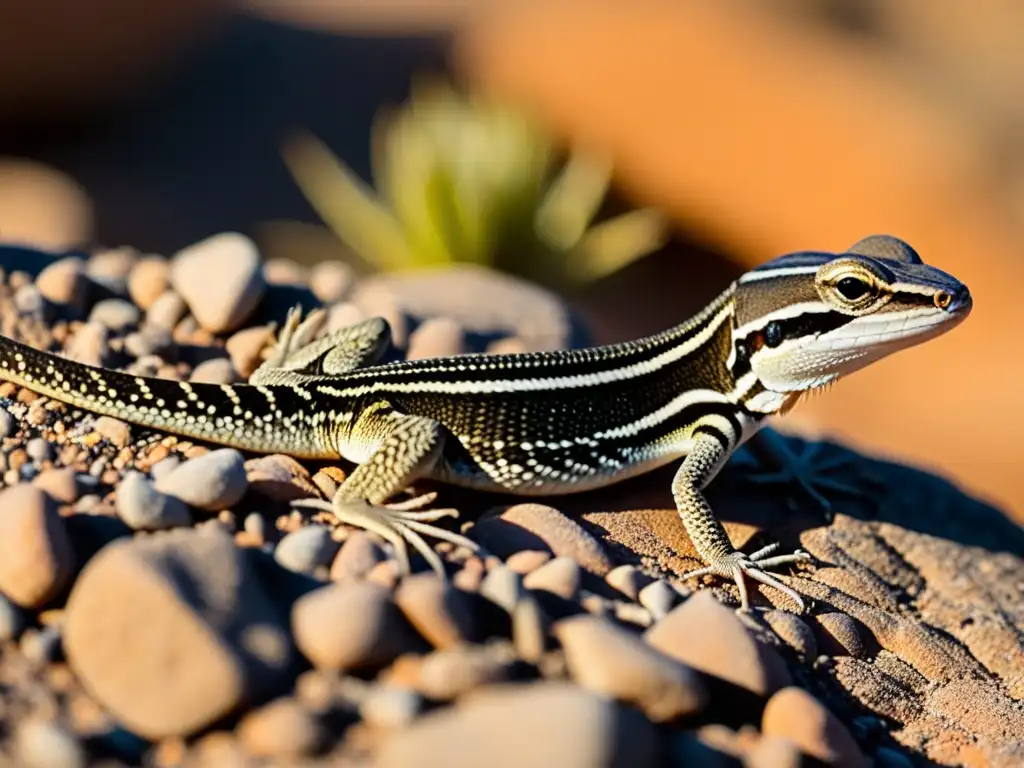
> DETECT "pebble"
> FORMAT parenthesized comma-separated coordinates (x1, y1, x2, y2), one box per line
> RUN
(0, 591, 26, 641)
(149, 456, 181, 482)
(353, 265, 572, 352)
(479, 565, 525, 613)
(35, 256, 88, 308)
(555, 614, 707, 722)
(644, 591, 792, 697)
(33, 467, 80, 504)
(605, 564, 649, 599)
(505, 549, 552, 574)
(473, 504, 612, 575)
(815, 612, 870, 658)
(123, 327, 171, 358)
(512, 595, 548, 663)
(373, 682, 660, 768)
(236, 697, 324, 759)
(762, 686, 867, 767)
(26, 437, 53, 463)
(274, 525, 339, 575)
(0, 485, 76, 609)
(310, 260, 354, 303)
(189, 357, 239, 384)
(115, 471, 192, 531)
(63, 527, 295, 739)
(170, 232, 267, 333)
(523, 556, 581, 600)
(292, 581, 422, 671)
(245, 454, 319, 502)
(406, 317, 464, 360)
(638, 579, 678, 620)
(66, 322, 108, 367)
(242, 513, 267, 546)
(746, 735, 803, 768)
(154, 448, 248, 511)
(88, 246, 138, 284)
(145, 290, 188, 331)
(360, 685, 423, 729)
(486, 336, 530, 355)
(127, 256, 170, 310)
(762, 609, 818, 660)
(93, 416, 131, 448)
(416, 644, 516, 700)
(16, 718, 86, 768)
(14, 284, 45, 315)
(226, 324, 274, 378)
(394, 573, 479, 648)
(0, 408, 13, 438)
(263, 257, 307, 285)
(330, 530, 387, 581)
(88, 298, 141, 332)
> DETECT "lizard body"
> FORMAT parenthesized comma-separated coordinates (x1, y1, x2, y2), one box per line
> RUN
(0, 235, 971, 611)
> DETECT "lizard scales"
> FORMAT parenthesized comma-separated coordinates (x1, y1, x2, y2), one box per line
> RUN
(0, 235, 972, 611)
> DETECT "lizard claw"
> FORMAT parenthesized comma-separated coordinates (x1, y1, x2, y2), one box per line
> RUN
(681, 544, 812, 612)
(291, 494, 481, 577)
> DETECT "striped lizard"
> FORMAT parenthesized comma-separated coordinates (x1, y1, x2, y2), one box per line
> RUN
(0, 235, 971, 611)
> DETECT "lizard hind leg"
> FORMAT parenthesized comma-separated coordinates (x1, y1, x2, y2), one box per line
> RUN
(250, 305, 391, 386)
(291, 411, 480, 576)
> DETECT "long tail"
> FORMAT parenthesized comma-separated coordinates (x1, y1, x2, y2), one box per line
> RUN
(0, 334, 338, 458)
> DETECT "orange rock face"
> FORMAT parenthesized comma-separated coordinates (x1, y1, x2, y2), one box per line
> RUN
(454, 0, 1024, 521)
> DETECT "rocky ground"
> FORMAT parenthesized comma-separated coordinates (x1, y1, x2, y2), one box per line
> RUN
(0, 233, 1020, 767)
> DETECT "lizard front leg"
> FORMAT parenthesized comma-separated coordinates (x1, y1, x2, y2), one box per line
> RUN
(674, 431, 811, 612)
(293, 409, 479, 576)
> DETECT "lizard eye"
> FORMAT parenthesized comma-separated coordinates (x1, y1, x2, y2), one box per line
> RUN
(835, 276, 872, 301)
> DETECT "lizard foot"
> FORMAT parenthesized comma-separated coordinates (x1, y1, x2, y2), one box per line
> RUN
(741, 429, 884, 521)
(680, 543, 812, 612)
(291, 491, 481, 577)
(266, 304, 328, 367)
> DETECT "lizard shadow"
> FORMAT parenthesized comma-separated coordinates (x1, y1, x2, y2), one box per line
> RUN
(433, 428, 1024, 570)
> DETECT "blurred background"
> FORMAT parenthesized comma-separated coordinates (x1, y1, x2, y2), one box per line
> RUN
(1, 0, 1022, 524)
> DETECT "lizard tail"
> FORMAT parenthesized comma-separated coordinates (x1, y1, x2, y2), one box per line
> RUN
(0, 333, 338, 458)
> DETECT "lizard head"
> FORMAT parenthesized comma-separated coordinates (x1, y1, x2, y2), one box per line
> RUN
(730, 235, 971, 398)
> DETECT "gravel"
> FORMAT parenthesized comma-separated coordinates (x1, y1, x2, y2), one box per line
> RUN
(0, 234, 975, 765)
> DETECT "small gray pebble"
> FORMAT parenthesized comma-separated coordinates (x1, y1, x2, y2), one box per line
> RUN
(479, 566, 524, 613)
(244, 512, 266, 540)
(73, 494, 102, 513)
(638, 580, 678, 620)
(149, 456, 181, 482)
(275, 525, 340, 575)
(17, 719, 86, 768)
(359, 685, 423, 729)
(116, 471, 192, 531)
(88, 457, 107, 478)
(145, 290, 188, 331)
(26, 438, 54, 464)
(0, 409, 14, 438)
(154, 448, 248, 511)
(0, 592, 26, 642)
(13, 284, 44, 315)
(89, 299, 141, 332)
(123, 327, 172, 358)
(19, 464, 39, 482)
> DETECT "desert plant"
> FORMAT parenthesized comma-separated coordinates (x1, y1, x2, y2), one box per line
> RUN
(281, 79, 668, 290)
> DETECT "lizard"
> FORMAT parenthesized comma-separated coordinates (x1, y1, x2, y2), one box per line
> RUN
(0, 234, 971, 612)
